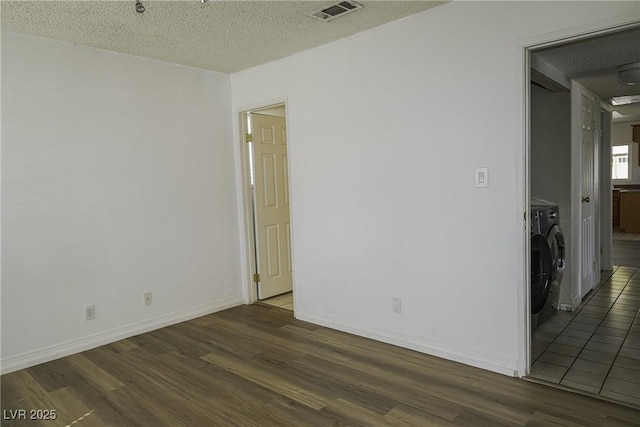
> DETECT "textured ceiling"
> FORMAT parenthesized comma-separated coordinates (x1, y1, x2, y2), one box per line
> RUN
(533, 27, 640, 121)
(0, 0, 446, 73)
(533, 28, 640, 100)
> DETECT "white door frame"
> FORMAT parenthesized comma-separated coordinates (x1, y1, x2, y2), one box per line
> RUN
(521, 21, 638, 376)
(236, 99, 293, 305)
(600, 104, 614, 271)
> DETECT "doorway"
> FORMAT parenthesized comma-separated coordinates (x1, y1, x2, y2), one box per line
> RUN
(526, 25, 640, 406)
(241, 103, 294, 310)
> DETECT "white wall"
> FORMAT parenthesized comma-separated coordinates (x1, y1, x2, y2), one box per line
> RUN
(612, 120, 640, 185)
(1, 32, 242, 372)
(231, 1, 639, 376)
(530, 85, 572, 307)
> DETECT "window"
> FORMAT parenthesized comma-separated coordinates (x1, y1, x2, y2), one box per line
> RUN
(612, 145, 629, 180)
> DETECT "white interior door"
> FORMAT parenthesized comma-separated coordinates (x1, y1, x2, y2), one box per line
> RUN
(251, 113, 293, 300)
(580, 93, 595, 298)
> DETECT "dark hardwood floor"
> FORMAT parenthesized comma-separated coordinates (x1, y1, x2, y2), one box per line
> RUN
(2, 304, 639, 426)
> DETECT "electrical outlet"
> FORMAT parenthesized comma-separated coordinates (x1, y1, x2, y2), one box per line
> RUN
(144, 292, 152, 306)
(85, 305, 95, 321)
(392, 297, 401, 314)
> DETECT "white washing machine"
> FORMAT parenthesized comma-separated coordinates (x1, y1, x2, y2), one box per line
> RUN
(531, 198, 566, 331)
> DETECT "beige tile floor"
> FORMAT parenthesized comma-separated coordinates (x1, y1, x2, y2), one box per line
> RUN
(261, 292, 293, 311)
(530, 266, 640, 408)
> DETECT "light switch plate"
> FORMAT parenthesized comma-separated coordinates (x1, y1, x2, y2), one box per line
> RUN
(475, 167, 488, 188)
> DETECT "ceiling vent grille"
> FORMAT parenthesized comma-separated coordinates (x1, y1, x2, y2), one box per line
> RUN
(310, 1, 363, 22)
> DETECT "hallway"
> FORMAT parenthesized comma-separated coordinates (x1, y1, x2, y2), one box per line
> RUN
(531, 266, 640, 408)
(613, 232, 640, 268)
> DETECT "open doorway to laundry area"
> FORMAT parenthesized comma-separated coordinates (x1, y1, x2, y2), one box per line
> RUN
(240, 103, 294, 312)
(527, 25, 640, 408)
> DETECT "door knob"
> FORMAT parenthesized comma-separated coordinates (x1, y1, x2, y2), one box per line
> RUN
(582, 196, 590, 203)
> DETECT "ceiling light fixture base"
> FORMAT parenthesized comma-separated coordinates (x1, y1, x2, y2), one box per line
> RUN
(618, 62, 640, 85)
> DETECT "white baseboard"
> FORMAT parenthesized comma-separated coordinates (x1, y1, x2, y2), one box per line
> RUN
(0, 295, 244, 375)
(295, 311, 519, 377)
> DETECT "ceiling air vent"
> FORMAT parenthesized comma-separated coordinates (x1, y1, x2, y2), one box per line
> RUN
(310, 1, 363, 22)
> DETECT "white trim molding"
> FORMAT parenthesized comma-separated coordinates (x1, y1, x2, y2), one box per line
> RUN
(296, 311, 520, 378)
(0, 296, 244, 375)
